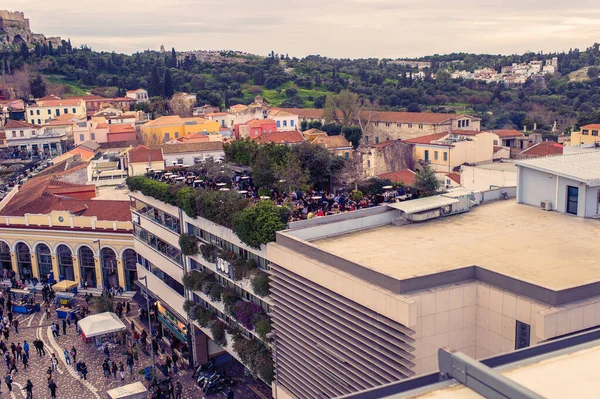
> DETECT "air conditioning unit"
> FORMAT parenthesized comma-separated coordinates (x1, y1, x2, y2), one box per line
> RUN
(540, 200, 552, 211)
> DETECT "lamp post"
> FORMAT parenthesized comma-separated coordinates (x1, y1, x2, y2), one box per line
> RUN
(92, 239, 102, 290)
(139, 275, 156, 376)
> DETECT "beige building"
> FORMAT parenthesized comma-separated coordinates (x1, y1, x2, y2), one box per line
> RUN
(28, 98, 87, 125)
(268, 199, 600, 399)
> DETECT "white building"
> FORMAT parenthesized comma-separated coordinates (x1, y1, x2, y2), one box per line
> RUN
(1, 119, 70, 156)
(268, 109, 299, 131)
(27, 98, 86, 125)
(516, 152, 600, 217)
(461, 162, 517, 191)
(161, 142, 224, 166)
(126, 89, 149, 104)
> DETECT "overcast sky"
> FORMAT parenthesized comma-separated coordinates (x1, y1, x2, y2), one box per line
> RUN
(15, 0, 600, 58)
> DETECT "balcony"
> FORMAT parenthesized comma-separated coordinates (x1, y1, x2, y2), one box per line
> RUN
(137, 266, 186, 320)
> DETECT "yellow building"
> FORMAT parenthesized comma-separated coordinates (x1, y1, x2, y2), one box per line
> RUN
(405, 130, 495, 173)
(567, 124, 600, 146)
(140, 116, 219, 145)
(0, 163, 136, 290)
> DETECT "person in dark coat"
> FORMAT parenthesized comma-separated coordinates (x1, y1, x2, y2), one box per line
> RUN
(48, 379, 57, 399)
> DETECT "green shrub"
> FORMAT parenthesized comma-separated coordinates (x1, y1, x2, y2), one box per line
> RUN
(200, 243, 218, 263)
(182, 270, 213, 291)
(210, 320, 228, 347)
(251, 271, 270, 297)
(179, 233, 199, 256)
(177, 187, 198, 218)
(351, 190, 364, 201)
(209, 283, 223, 302)
(232, 200, 288, 249)
(253, 315, 272, 341)
(222, 288, 240, 315)
(126, 176, 178, 205)
(194, 307, 214, 328)
(232, 257, 250, 281)
(201, 280, 214, 296)
(195, 189, 250, 228)
(183, 299, 196, 315)
(257, 356, 274, 384)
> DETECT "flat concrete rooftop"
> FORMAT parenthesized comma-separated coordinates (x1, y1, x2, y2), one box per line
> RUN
(311, 201, 600, 291)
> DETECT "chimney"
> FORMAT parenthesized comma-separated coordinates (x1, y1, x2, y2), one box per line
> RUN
(523, 125, 527, 133)
(533, 123, 537, 131)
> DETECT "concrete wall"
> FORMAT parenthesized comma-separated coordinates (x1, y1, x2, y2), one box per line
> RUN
(461, 165, 517, 191)
(163, 150, 225, 167)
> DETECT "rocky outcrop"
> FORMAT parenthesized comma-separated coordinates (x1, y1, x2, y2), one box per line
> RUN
(0, 10, 61, 48)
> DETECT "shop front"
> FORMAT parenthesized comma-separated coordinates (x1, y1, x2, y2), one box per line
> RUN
(156, 302, 191, 367)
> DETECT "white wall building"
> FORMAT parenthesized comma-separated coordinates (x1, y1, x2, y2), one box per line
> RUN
(126, 89, 149, 104)
(516, 152, 600, 217)
(161, 142, 225, 166)
(461, 162, 517, 191)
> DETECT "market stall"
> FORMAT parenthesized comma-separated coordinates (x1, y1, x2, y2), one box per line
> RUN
(55, 292, 77, 319)
(107, 382, 148, 399)
(10, 288, 40, 314)
(77, 312, 126, 347)
(53, 279, 78, 294)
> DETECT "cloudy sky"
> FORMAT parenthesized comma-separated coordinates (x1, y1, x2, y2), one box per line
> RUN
(15, 0, 600, 58)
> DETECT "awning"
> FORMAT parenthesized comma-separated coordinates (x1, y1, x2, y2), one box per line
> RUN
(132, 291, 156, 308)
(157, 313, 187, 343)
(53, 280, 78, 292)
(387, 195, 459, 215)
(78, 312, 126, 338)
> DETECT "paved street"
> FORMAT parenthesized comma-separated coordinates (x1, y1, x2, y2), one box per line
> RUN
(0, 297, 270, 399)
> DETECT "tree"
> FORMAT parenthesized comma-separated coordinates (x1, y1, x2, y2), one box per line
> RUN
(273, 153, 310, 193)
(90, 296, 114, 313)
(20, 42, 29, 61)
(407, 102, 421, 112)
(587, 66, 600, 79)
(171, 47, 177, 68)
(163, 69, 174, 98)
(29, 74, 46, 98)
(339, 156, 364, 191)
(148, 65, 161, 97)
(414, 167, 440, 197)
(342, 126, 362, 148)
(168, 95, 193, 117)
(232, 201, 289, 249)
(323, 90, 360, 125)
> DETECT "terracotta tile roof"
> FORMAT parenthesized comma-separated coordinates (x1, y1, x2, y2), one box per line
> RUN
(255, 130, 305, 144)
(377, 169, 417, 186)
(52, 147, 96, 164)
(161, 142, 223, 154)
(446, 172, 461, 184)
(128, 145, 163, 163)
(31, 99, 84, 107)
(247, 119, 276, 128)
(96, 123, 109, 129)
(312, 135, 352, 149)
(206, 112, 227, 116)
(302, 128, 327, 137)
(403, 133, 449, 145)
(65, 95, 104, 100)
(450, 129, 484, 136)
(493, 146, 505, 153)
(178, 132, 210, 142)
(520, 141, 564, 157)
(492, 129, 524, 138)
(108, 124, 135, 134)
(230, 104, 249, 111)
(269, 109, 295, 117)
(2, 120, 40, 129)
(580, 124, 600, 130)
(274, 108, 325, 119)
(37, 95, 61, 101)
(369, 139, 399, 149)
(142, 115, 183, 126)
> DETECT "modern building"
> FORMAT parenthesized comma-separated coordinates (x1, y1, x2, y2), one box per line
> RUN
(161, 142, 224, 167)
(516, 151, 600, 217)
(0, 162, 135, 289)
(27, 98, 86, 125)
(267, 198, 600, 399)
(126, 89, 149, 104)
(340, 327, 600, 399)
(461, 162, 517, 191)
(129, 187, 272, 372)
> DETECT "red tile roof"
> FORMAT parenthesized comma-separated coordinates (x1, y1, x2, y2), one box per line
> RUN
(255, 130, 305, 144)
(403, 133, 449, 145)
(128, 145, 163, 163)
(31, 99, 84, 107)
(369, 140, 399, 149)
(492, 129, 524, 138)
(493, 146, 505, 153)
(580, 124, 600, 130)
(108, 124, 135, 134)
(377, 169, 417, 186)
(247, 119, 276, 128)
(450, 129, 484, 136)
(520, 141, 564, 157)
(446, 172, 461, 184)
(2, 120, 40, 129)
(311, 135, 353, 149)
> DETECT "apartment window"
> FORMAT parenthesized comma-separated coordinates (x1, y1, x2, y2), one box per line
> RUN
(72, 108, 76, 113)
(493, 140, 499, 145)
(0, 140, 4, 145)
(290, 120, 294, 127)
(37, 119, 41, 125)
(424, 150, 429, 161)
(11, 132, 16, 138)
(64, 108, 68, 114)
(133, 198, 181, 233)
(153, 134, 157, 141)
(385, 122, 390, 127)
(408, 123, 413, 128)
(90, 133, 95, 140)
(47, 110, 51, 115)
(29, 110, 33, 116)
(375, 137, 379, 144)
(365, 136, 369, 143)
(583, 129, 589, 135)
(375, 122, 380, 127)
(177, 158, 183, 165)
(367, 160, 371, 168)
(276, 121, 281, 128)
(419, 124, 423, 129)
(79, 134, 84, 142)
(283, 120, 287, 127)
(30, 120, 34, 124)
(593, 130, 599, 136)
(515, 321, 531, 349)
(443, 152, 448, 161)
(19, 131, 24, 137)
(434, 151, 438, 161)
(164, 133, 170, 141)
(193, 157, 201, 164)
(31, 130, 36, 136)
(133, 225, 182, 265)
(465, 120, 470, 127)
(174, 132, 179, 138)
(55, 109, 60, 116)
(396, 123, 401, 128)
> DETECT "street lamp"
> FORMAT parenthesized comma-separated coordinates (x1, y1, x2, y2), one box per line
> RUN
(138, 275, 156, 376)
(92, 239, 102, 290)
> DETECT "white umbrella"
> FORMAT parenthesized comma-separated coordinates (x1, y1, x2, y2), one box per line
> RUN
(78, 312, 126, 338)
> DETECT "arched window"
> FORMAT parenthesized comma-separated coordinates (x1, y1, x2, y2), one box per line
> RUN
(36, 243, 52, 279)
(57, 245, 74, 281)
(78, 246, 96, 288)
(123, 249, 137, 291)
(101, 248, 119, 290)
(0, 242, 11, 272)
(16, 242, 31, 280)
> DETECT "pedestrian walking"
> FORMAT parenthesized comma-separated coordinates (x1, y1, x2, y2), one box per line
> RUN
(25, 379, 33, 399)
(22, 353, 28, 369)
(126, 302, 131, 316)
(4, 372, 11, 392)
(126, 354, 134, 375)
(50, 353, 58, 371)
(12, 319, 18, 334)
(15, 343, 21, 361)
(48, 379, 57, 399)
(63, 348, 70, 365)
(46, 366, 52, 383)
(119, 362, 125, 380)
(51, 324, 58, 338)
(175, 381, 182, 399)
(70, 347, 76, 364)
(9, 342, 14, 359)
(102, 359, 110, 378)
(7, 311, 12, 326)
(61, 319, 66, 335)
(111, 360, 117, 380)
(103, 345, 110, 359)
(227, 389, 235, 399)
(81, 362, 88, 380)
(54, 322, 60, 337)
(9, 355, 17, 373)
